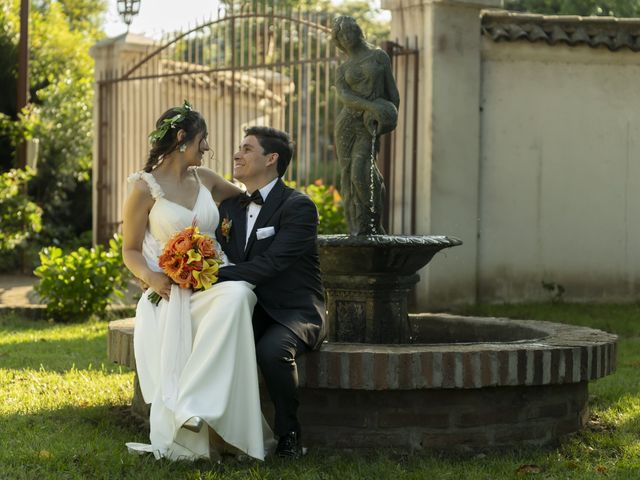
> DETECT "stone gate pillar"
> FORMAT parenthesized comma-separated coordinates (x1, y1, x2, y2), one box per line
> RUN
(381, 0, 502, 309)
(90, 34, 155, 244)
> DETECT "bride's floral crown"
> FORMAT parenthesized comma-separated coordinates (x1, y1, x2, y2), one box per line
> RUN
(148, 100, 193, 144)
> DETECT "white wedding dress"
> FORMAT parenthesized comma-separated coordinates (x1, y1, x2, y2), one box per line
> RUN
(125, 169, 274, 461)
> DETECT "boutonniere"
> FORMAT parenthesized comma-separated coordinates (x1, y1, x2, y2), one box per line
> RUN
(221, 216, 232, 243)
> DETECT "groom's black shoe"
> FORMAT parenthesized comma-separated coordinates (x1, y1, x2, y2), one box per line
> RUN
(275, 431, 303, 459)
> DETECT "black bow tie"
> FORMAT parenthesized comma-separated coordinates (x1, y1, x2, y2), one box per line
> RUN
(239, 190, 264, 208)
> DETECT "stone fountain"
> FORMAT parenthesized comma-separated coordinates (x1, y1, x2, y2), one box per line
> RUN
(288, 15, 617, 451)
(323, 14, 462, 344)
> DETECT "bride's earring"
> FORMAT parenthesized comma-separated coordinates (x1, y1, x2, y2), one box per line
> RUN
(179, 144, 187, 153)
(208, 151, 215, 163)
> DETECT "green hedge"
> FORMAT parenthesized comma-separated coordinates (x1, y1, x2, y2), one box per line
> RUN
(34, 235, 131, 322)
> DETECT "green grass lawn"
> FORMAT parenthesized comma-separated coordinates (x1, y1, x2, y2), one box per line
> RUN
(1, 304, 640, 479)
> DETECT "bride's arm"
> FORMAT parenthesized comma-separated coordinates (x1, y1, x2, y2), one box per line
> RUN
(122, 180, 172, 301)
(197, 167, 243, 203)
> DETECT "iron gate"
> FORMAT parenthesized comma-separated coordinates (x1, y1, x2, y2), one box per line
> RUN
(94, 4, 418, 244)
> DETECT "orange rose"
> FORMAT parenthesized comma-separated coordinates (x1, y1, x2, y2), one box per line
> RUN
(195, 236, 215, 258)
(164, 234, 180, 253)
(173, 231, 194, 254)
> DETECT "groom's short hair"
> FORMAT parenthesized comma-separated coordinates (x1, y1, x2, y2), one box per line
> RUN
(244, 126, 294, 177)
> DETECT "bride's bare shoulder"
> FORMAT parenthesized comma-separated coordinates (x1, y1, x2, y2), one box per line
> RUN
(129, 178, 152, 197)
(125, 173, 156, 208)
(195, 167, 224, 189)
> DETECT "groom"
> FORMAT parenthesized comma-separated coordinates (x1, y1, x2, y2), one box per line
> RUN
(215, 126, 326, 458)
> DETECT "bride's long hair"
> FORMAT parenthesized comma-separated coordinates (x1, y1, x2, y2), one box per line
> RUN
(143, 107, 207, 172)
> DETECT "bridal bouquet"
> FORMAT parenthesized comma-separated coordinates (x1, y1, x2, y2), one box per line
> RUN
(148, 224, 223, 305)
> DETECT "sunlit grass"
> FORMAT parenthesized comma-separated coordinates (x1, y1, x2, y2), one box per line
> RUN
(1, 305, 640, 479)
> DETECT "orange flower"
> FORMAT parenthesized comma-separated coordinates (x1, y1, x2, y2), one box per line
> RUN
(158, 251, 173, 267)
(160, 255, 184, 279)
(195, 236, 215, 258)
(173, 231, 194, 254)
(174, 264, 193, 288)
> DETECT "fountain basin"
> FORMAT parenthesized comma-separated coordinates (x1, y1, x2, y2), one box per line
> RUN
(108, 313, 617, 452)
(318, 235, 462, 344)
(281, 313, 617, 451)
(318, 235, 462, 275)
(288, 313, 617, 451)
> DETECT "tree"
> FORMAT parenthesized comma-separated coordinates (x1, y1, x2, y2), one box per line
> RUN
(0, 0, 106, 261)
(505, 0, 640, 17)
(219, 0, 390, 44)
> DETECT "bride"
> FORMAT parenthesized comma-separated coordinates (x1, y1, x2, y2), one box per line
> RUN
(121, 102, 274, 461)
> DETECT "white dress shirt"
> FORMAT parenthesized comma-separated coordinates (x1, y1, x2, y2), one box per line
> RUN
(245, 177, 279, 248)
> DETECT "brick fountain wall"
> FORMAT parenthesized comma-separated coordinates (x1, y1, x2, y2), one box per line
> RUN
(108, 313, 616, 452)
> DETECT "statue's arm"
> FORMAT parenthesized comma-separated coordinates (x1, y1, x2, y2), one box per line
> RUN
(379, 50, 400, 109)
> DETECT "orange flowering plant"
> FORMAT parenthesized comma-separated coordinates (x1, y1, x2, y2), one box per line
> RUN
(148, 223, 223, 305)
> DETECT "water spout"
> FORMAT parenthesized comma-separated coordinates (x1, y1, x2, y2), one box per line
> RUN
(369, 125, 378, 235)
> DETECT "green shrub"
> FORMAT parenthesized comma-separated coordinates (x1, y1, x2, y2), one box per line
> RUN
(34, 234, 131, 322)
(0, 167, 42, 251)
(299, 179, 347, 234)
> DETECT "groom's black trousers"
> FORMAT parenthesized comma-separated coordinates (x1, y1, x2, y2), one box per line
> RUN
(252, 304, 308, 437)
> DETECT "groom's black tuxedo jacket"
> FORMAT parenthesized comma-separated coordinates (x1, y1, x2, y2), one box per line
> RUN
(215, 178, 326, 350)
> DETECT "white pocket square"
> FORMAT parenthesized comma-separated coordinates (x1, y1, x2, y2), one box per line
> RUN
(256, 226, 276, 240)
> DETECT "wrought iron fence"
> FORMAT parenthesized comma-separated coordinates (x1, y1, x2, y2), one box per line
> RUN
(94, 4, 419, 243)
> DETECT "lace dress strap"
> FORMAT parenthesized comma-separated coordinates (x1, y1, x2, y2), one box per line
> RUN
(127, 171, 165, 200)
(190, 167, 202, 186)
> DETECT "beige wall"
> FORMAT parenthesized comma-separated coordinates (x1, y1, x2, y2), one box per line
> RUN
(384, 0, 640, 307)
(479, 41, 640, 302)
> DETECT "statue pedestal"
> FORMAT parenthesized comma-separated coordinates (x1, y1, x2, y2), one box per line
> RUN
(324, 272, 419, 343)
(318, 235, 462, 344)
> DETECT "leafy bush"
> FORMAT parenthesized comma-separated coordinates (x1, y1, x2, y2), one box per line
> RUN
(298, 179, 347, 235)
(34, 234, 131, 322)
(0, 1, 103, 249)
(0, 167, 42, 250)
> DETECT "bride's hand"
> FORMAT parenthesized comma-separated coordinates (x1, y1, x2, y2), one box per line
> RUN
(146, 271, 172, 301)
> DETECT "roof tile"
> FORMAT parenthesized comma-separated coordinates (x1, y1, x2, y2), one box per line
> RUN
(482, 11, 640, 52)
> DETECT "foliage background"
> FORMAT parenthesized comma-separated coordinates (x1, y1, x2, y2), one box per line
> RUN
(34, 234, 130, 322)
(0, 167, 42, 257)
(0, 0, 106, 267)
